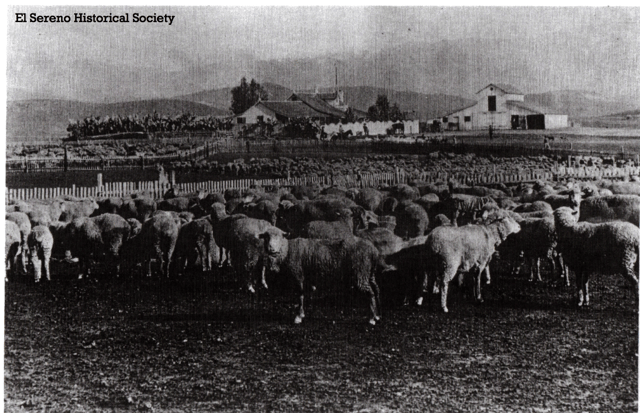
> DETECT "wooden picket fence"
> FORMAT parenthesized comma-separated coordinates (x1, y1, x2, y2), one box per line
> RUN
(6, 164, 640, 203)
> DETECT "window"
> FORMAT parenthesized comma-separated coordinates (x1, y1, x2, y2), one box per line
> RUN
(257, 116, 264, 122)
(442, 117, 448, 123)
(464, 116, 471, 122)
(237, 117, 246, 124)
(488, 96, 496, 112)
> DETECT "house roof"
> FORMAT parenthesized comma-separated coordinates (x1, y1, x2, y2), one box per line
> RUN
(477, 83, 524, 95)
(287, 93, 347, 118)
(257, 101, 331, 119)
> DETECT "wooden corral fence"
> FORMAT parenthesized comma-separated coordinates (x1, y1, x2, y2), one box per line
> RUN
(8, 137, 639, 174)
(6, 165, 640, 203)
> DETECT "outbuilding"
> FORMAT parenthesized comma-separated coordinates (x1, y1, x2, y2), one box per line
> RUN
(441, 83, 568, 131)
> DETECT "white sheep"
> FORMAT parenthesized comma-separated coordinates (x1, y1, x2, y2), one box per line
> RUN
(423, 217, 521, 312)
(259, 230, 383, 325)
(553, 207, 639, 307)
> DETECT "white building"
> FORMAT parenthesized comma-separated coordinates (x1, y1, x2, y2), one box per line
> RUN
(442, 83, 568, 131)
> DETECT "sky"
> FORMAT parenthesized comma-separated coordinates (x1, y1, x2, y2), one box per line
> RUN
(5, 6, 640, 102)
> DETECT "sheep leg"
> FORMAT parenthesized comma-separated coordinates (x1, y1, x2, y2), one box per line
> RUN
(576, 272, 586, 307)
(484, 265, 491, 285)
(295, 292, 305, 324)
(535, 258, 542, 283)
(260, 265, 268, 290)
(197, 244, 208, 272)
(557, 254, 570, 287)
(370, 276, 382, 321)
(440, 267, 456, 313)
(474, 267, 485, 303)
(31, 250, 42, 283)
(20, 244, 28, 274)
(43, 249, 51, 281)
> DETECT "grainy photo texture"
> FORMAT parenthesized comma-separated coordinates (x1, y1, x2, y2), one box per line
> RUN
(4, 6, 639, 412)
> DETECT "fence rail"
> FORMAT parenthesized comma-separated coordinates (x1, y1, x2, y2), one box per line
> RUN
(6, 165, 639, 203)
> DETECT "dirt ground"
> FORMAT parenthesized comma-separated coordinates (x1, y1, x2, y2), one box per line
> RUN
(4, 259, 638, 413)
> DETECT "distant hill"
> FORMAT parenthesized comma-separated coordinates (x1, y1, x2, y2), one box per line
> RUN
(176, 82, 295, 111)
(524, 90, 639, 118)
(178, 83, 474, 121)
(338, 86, 474, 120)
(6, 99, 227, 142)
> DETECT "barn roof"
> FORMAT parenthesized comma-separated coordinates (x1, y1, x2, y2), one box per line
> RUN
(477, 83, 524, 95)
(442, 102, 478, 118)
(506, 101, 565, 115)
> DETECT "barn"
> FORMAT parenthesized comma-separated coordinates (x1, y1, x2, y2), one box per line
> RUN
(441, 83, 569, 131)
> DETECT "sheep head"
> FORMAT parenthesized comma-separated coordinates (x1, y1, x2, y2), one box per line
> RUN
(259, 228, 289, 273)
(554, 207, 580, 228)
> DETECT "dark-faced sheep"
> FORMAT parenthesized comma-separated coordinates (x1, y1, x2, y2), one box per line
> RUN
(553, 207, 639, 307)
(173, 217, 219, 274)
(260, 231, 382, 325)
(56, 214, 135, 278)
(423, 217, 521, 312)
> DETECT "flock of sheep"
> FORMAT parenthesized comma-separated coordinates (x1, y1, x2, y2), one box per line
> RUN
(5, 175, 640, 324)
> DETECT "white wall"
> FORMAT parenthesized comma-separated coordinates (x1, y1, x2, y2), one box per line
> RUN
(237, 105, 277, 124)
(323, 120, 420, 136)
(545, 115, 569, 129)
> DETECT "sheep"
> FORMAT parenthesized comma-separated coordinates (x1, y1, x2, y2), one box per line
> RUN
(259, 230, 383, 325)
(578, 195, 640, 227)
(58, 198, 100, 222)
(122, 214, 180, 278)
(5, 220, 22, 281)
(497, 216, 567, 285)
(553, 207, 639, 307)
(6, 211, 31, 274)
(441, 194, 499, 226)
(599, 181, 640, 196)
(299, 206, 376, 240)
(118, 196, 157, 222)
(173, 217, 219, 274)
(542, 190, 581, 210)
(55, 213, 135, 279)
(351, 187, 387, 212)
(8, 199, 64, 227)
(208, 208, 278, 291)
(393, 202, 430, 239)
(234, 199, 279, 226)
(514, 201, 553, 214)
(356, 227, 404, 256)
(27, 226, 54, 283)
(423, 217, 521, 312)
(157, 197, 197, 213)
(276, 196, 357, 235)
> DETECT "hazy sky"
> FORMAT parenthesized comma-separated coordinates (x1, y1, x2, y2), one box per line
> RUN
(6, 6, 640, 100)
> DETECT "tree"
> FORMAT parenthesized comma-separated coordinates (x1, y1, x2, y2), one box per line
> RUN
(389, 103, 405, 122)
(368, 94, 407, 122)
(230, 77, 268, 115)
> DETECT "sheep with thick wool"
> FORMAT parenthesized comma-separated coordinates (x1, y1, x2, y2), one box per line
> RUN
(260, 230, 382, 325)
(553, 207, 639, 307)
(422, 217, 521, 312)
(6, 211, 31, 274)
(578, 195, 640, 227)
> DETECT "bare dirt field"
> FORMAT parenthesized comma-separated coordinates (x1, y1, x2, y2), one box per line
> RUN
(4, 260, 638, 412)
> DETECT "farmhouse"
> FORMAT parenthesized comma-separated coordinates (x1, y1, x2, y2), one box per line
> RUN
(441, 83, 569, 131)
(236, 89, 366, 125)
